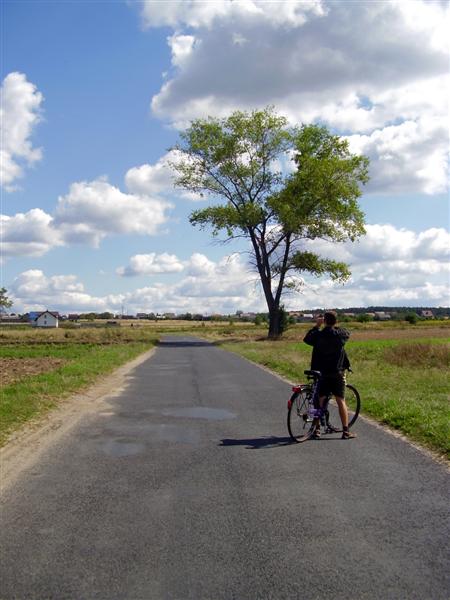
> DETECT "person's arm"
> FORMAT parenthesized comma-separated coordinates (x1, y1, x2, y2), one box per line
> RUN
(335, 327, 350, 344)
(303, 316, 323, 346)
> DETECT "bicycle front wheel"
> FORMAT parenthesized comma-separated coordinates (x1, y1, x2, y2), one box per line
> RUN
(287, 387, 315, 443)
(345, 384, 361, 428)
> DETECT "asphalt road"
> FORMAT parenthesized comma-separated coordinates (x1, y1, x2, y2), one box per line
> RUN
(1, 336, 449, 600)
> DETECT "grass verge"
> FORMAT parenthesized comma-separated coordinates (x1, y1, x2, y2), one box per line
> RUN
(0, 340, 154, 446)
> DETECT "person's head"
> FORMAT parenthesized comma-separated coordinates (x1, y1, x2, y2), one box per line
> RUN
(324, 311, 337, 327)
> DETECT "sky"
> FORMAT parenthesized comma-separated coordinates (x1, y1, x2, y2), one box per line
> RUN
(1, 0, 449, 315)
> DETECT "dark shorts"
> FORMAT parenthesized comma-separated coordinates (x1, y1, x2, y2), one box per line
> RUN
(318, 372, 346, 398)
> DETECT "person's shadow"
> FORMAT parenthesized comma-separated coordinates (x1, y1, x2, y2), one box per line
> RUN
(219, 436, 293, 449)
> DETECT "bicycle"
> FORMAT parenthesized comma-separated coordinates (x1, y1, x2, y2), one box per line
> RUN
(287, 369, 361, 443)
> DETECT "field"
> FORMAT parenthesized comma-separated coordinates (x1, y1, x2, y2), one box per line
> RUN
(1, 320, 449, 458)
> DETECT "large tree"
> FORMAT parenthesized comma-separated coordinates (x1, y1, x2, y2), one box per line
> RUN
(171, 107, 369, 338)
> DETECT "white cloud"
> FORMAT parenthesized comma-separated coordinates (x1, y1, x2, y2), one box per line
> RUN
(125, 153, 176, 196)
(0, 72, 44, 190)
(346, 116, 449, 195)
(304, 224, 450, 265)
(125, 150, 203, 201)
(290, 224, 450, 308)
(117, 252, 185, 276)
(0, 209, 62, 258)
(9, 270, 114, 313)
(139, 0, 325, 30)
(9, 253, 263, 314)
(177, 252, 257, 299)
(168, 34, 196, 68)
(1, 172, 174, 259)
(52, 177, 173, 247)
(145, 0, 449, 195)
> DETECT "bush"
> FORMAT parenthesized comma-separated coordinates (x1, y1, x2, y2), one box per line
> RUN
(357, 313, 373, 323)
(405, 313, 418, 324)
(279, 306, 290, 335)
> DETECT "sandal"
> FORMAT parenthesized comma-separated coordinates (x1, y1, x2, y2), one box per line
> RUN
(325, 424, 340, 434)
(311, 428, 321, 439)
(341, 430, 357, 440)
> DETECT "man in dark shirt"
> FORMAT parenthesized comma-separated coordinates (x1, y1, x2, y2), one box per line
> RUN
(304, 311, 356, 439)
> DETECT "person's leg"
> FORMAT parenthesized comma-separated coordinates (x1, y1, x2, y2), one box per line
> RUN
(335, 396, 356, 439)
(335, 396, 349, 428)
(312, 395, 327, 437)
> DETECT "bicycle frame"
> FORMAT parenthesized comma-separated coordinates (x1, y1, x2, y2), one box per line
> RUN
(287, 369, 360, 442)
(288, 372, 335, 432)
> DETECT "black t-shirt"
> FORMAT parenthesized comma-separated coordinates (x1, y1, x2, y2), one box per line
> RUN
(303, 326, 350, 375)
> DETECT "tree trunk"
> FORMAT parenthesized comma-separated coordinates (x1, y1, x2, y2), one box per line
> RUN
(268, 305, 282, 339)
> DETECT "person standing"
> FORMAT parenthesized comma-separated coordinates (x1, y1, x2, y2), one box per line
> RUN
(303, 311, 356, 439)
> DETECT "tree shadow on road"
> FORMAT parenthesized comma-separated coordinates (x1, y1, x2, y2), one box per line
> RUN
(219, 436, 293, 449)
(157, 340, 214, 348)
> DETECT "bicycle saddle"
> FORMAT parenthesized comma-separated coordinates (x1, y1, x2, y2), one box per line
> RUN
(304, 369, 322, 378)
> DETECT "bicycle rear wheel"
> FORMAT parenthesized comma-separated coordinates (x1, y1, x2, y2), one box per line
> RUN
(322, 385, 361, 432)
(345, 384, 361, 428)
(287, 387, 316, 443)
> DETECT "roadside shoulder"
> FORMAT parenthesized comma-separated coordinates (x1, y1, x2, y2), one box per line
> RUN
(0, 347, 156, 491)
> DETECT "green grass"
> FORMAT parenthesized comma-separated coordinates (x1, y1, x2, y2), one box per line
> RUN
(217, 337, 450, 459)
(0, 341, 154, 446)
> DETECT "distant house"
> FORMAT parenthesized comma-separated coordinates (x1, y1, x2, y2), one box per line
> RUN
(0, 314, 22, 323)
(68, 313, 80, 321)
(374, 311, 391, 321)
(27, 311, 41, 323)
(33, 311, 59, 328)
(420, 310, 434, 319)
(241, 312, 256, 319)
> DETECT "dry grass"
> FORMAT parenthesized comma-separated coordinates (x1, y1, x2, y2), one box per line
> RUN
(0, 325, 159, 345)
(1, 320, 449, 345)
(383, 342, 450, 368)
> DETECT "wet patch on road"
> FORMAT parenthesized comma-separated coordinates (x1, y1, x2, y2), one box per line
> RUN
(100, 439, 145, 457)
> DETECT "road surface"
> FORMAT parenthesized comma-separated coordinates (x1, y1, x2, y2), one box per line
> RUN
(1, 336, 449, 599)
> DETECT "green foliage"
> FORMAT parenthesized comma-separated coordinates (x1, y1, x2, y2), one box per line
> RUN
(289, 251, 351, 283)
(0, 287, 13, 310)
(254, 313, 268, 326)
(405, 313, 419, 324)
(97, 312, 114, 319)
(357, 313, 373, 323)
(273, 124, 368, 242)
(172, 107, 369, 337)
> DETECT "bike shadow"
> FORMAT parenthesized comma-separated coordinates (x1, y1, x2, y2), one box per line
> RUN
(219, 436, 293, 449)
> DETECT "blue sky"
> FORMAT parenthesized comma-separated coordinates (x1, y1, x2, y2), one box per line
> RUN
(1, 0, 449, 314)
